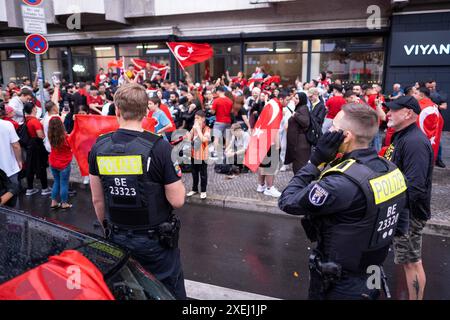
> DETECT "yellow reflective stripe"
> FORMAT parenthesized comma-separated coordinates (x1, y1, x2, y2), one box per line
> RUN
(369, 169, 407, 205)
(319, 159, 356, 180)
(97, 156, 143, 175)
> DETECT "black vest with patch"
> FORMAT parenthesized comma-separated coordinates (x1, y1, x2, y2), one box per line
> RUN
(318, 158, 407, 273)
(95, 131, 172, 229)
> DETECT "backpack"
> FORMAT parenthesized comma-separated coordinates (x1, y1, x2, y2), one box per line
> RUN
(17, 120, 31, 148)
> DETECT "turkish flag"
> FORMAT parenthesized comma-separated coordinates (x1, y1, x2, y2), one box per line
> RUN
(131, 58, 169, 80)
(166, 42, 214, 69)
(0, 250, 114, 300)
(244, 99, 283, 173)
(107, 59, 123, 70)
(418, 98, 444, 162)
(68, 115, 156, 177)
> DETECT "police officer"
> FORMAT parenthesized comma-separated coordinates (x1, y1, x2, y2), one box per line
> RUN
(89, 83, 187, 299)
(279, 103, 409, 300)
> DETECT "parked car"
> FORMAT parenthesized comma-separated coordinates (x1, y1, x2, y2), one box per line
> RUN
(0, 206, 174, 300)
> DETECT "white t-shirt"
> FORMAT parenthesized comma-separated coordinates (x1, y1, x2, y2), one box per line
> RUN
(43, 114, 61, 153)
(0, 120, 20, 177)
(9, 96, 24, 125)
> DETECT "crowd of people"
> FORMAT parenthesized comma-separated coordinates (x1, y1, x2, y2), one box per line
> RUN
(0, 65, 447, 208)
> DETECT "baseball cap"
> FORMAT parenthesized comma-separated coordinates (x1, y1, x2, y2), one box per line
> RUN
(384, 96, 421, 115)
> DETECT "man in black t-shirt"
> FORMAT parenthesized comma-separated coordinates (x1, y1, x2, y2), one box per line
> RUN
(89, 83, 186, 299)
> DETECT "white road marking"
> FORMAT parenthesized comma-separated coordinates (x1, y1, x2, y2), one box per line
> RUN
(185, 280, 281, 300)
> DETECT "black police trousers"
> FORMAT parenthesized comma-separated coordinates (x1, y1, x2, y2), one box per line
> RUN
(110, 233, 187, 300)
(309, 269, 380, 300)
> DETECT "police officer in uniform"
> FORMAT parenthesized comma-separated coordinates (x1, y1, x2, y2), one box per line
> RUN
(89, 83, 187, 299)
(279, 103, 409, 300)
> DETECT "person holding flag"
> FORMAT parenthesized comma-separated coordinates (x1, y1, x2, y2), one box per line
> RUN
(244, 91, 289, 198)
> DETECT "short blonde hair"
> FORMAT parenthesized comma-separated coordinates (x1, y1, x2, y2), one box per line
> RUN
(341, 103, 379, 145)
(114, 83, 148, 121)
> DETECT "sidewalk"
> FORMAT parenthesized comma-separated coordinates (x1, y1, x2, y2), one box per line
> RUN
(67, 132, 450, 237)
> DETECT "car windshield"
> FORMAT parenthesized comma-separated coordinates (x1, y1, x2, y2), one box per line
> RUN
(0, 207, 128, 285)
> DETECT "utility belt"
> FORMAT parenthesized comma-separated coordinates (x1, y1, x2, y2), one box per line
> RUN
(104, 214, 181, 249)
(308, 250, 391, 299)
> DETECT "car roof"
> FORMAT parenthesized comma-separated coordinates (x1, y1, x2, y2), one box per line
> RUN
(0, 207, 128, 285)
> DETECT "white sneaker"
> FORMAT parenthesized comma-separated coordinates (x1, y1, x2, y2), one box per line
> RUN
(200, 193, 207, 200)
(26, 188, 39, 196)
(264, 186, 282, 198)
(83, 177, 90, 185)
(186, 191, 198, 197)
(280, 165, 287, 172)
(256, 184, 266, 193)
(41, 187, 52, 196)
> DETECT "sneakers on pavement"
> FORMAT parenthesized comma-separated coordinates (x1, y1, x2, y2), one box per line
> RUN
(257, 184, 266, 193)
(41, 187, 52, 196)
(26, 188, 39, 196)
(200, 193, 207, 200)
(264, 186, 282, 198)
(186, 191, 198, 197)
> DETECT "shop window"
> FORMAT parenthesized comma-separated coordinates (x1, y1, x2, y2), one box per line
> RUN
(0, 50, 29, 84)
(244, 53, 307, 86)
(119, 43, 141, 57)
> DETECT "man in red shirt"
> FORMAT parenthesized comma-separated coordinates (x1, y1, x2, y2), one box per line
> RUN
(323, 85, 346, 133)
(87, 86, 104, 115)
(211, 87, 233, 157)
(23, 102, 51, 197)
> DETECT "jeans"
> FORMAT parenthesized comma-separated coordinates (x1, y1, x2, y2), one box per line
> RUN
(50, 165, 71, 203)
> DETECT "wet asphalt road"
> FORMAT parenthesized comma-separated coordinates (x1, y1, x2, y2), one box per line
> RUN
(15, 183, 450, 300)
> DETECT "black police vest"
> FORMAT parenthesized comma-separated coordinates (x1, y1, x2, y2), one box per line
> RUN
(94, 131, 172, 229)
(318, 158, 407, 273)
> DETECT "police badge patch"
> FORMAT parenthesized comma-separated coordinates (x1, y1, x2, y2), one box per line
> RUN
(309, 184, 329, 206)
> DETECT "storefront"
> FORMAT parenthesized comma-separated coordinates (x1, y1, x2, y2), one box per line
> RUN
(385, 11, 450, 130)
(0, 35, 386, 87)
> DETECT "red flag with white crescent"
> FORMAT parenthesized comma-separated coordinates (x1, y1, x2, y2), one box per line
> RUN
(166, 42, 213, 69)
(68, 115, 156, 177)
(244, 99, 283, 173)
(131, 58, 169, 80)
(417, 99, 444, 162)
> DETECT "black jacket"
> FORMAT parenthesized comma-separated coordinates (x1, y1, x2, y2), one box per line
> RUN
(385, 123, 434, 221)
(279, 148, 410, 257)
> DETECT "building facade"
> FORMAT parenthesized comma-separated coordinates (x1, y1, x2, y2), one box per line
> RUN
(0, 0, 449, 126)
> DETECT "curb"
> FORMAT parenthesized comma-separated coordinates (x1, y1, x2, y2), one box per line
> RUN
(186, 193, 450, 237)
(185, 194, 289, 216)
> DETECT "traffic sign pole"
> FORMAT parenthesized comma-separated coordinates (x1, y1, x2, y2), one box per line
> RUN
(36, 54, 44, 116)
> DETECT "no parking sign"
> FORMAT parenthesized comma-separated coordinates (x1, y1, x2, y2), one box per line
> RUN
(25, 34, 48, 55)
(23, 0, 43, 6)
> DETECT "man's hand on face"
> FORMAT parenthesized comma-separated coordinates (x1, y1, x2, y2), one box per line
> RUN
(309, 130, 345, 167)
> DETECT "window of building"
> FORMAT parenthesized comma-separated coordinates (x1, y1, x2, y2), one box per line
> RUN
(244, 41, 308, 85)
(119, 43, 141, 57)
(310, 37, 384, 85)
(71, 46, 95, 83)
(42, 47, 70, 84)
(0, 50, 29, 85)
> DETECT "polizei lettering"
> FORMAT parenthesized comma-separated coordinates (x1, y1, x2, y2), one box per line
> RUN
(404, 44, 450, 56)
